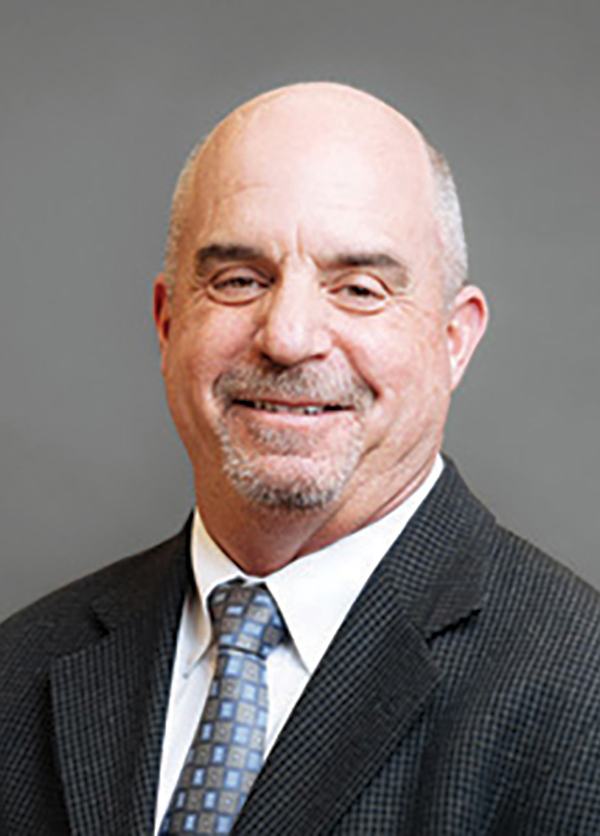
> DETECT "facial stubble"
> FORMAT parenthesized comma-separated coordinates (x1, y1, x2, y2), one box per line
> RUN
(213, 363, 375, 512)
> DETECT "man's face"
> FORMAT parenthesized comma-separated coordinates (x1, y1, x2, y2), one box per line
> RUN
(155, 88, 484, 527)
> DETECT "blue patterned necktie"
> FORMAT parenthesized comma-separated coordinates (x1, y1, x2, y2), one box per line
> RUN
(160, 581, 287, 835)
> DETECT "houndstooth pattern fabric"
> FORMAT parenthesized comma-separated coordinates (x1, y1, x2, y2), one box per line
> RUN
(159, 581, 286, 835)
(3, 461, 600, 834)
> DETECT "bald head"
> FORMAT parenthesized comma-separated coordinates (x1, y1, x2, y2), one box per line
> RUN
(154, 81, 488, 543)
(164, 82, 467, 301)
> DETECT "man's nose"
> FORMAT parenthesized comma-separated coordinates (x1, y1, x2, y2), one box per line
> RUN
(253, 271, 333, 366)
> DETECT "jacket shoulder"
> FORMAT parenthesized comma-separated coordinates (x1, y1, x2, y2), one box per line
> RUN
(461, 519, 600, 727)
(0, 526, 189, 675)
(488, 521, 600, 630)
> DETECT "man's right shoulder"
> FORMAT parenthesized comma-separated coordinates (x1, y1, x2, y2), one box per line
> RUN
(0, 524, 190, 679)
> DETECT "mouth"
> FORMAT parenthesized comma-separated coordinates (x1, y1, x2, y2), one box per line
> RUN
(232, 398, 347, 416)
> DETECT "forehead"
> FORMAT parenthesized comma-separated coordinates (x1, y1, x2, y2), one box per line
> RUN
(186, 89, 437, 257)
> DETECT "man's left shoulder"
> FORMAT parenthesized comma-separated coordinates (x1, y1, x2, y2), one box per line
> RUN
(428, 460, 600, 683)
(471, 519, 600, 713)
(488, 521, 600, 633)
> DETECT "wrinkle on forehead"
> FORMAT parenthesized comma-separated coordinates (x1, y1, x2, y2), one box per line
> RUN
(177, 83, 441, 286)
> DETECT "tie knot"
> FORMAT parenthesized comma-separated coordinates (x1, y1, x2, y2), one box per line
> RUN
(208, 581, 287, 659)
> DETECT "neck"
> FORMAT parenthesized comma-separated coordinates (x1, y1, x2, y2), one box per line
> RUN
(194, 453, 439, 576)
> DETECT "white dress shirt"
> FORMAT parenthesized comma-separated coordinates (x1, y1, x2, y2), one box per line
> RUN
(154, 456, 443, 832)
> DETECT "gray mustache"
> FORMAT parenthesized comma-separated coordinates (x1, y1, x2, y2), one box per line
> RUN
(215, 364, 374, 411)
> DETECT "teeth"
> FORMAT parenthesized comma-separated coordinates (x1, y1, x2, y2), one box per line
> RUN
(244, 400, 331, 415)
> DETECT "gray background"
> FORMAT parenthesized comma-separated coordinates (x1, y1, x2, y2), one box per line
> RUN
(1, 0, 599, 621)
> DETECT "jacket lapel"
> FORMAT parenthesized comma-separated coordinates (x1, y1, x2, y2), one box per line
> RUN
(234, 567, 442, 836)
(47, 460, 494, 835)
(234, 459, 495, 834)
(50, 525, 191, 836)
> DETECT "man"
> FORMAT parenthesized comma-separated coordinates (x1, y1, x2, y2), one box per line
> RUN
(1, 82, 600, 835)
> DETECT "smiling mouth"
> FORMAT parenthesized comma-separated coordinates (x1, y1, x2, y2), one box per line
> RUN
(233, 398, 346, 416)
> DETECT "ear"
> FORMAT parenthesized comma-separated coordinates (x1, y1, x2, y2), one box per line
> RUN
(153, 274, 172, 368)
(445, 285, 489, 391)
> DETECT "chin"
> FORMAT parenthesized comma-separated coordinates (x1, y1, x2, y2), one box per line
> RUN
(222, 453, 356, 513)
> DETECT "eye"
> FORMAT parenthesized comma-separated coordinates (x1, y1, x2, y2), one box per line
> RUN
(328, 273, 390, 313)
(207, 270, 271, 305)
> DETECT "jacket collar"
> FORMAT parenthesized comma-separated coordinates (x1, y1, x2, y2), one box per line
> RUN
(50, 458, 494, 835)
(233, 457, 495, 834)
(50, 523, 191, 836)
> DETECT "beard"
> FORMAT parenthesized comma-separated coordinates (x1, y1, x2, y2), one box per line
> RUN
(213, 361, 374, 512)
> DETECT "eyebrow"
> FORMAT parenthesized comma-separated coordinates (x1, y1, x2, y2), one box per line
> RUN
(325, 251, 411, 287)
(194, 243, 411, 285)
(195, 244, 265, 274)
(330, 251, 409, 270)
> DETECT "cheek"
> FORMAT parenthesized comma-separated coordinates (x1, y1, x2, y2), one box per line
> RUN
(164, 309, 257, 407)
(354, 319, 451, 424)
(162, 330, 226, 455)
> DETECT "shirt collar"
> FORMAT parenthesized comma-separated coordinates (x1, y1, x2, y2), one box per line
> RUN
(185, 455, 443, 676)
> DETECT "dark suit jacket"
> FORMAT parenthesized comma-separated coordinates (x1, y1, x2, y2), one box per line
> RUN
(2, 460, 600, 835)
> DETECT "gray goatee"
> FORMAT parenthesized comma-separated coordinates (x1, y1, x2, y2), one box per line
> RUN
(213, 362, 374, 511)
